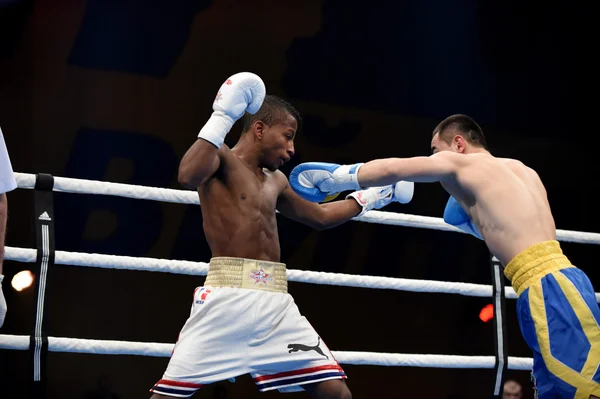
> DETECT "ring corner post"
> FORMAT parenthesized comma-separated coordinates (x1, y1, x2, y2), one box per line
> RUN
(489, 253, 508, 398)
(28, 173, 55, 399)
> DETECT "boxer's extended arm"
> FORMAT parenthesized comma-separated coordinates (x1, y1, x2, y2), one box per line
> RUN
(358, 152, 459, 186)
(277, 182, 361, 231)
(279, 171, 414, 228)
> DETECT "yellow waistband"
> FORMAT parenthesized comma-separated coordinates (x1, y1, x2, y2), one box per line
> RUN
(205, 257, 288, 293)
(504, 240, 573, 296)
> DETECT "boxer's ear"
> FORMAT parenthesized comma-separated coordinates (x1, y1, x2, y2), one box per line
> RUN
(253, 120, 266, 140)
(453, 135, 467, 153)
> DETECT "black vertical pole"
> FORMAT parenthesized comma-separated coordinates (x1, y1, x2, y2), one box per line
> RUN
(489, 254, 508, 398)
(28, 173, 55, 398)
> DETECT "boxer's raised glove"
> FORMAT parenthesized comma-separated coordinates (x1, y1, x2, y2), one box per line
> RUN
(443, 196, 483, 239)
(347, 182, 414, 216)
(198, 72, 266, 148)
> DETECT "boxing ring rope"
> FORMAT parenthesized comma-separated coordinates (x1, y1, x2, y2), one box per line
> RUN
(0, 334, 534, 370)
(1, 172, 599, 375)
(5, 246, 600, 302)
(14, 173, 600, 244)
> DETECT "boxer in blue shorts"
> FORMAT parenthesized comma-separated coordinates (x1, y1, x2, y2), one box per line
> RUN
(291, 114, 600, 398)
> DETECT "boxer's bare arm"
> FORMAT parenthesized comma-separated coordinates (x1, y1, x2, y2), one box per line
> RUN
(276, 173, 361, 231)
(358, 152, 460, 186)
(178, 139, 223, 189)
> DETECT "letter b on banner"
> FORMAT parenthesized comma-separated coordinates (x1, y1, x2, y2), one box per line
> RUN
(55, 128, 178, 256)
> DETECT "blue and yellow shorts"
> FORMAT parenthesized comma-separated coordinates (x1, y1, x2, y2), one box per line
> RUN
(505, 240, 600, 398)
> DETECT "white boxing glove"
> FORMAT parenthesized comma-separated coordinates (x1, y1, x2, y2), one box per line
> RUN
(198, 72, 266, 148)
(347, 181, 414, 216)
(0, 274, 6, 328)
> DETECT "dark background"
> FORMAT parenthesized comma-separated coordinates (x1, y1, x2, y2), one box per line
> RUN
(0, 0, 597, 398)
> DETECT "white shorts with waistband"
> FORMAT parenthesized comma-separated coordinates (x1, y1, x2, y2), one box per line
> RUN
(149, 258, 346, 397)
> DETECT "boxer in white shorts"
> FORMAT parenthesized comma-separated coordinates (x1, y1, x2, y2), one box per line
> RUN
(149, 73, 414, 398)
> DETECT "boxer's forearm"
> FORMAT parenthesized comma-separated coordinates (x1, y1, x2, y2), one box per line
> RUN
(318, 199, 361, 230)
(359, 156, 449, 186)
(358, 158, 408, 187)
(0, 193, 7, 275)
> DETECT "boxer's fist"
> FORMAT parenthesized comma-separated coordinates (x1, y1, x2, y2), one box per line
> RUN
(290, 162, 364, 202)
(212, 72, 266, 118)
(198, 72, 266, 148)
(443, 196, 483, 239)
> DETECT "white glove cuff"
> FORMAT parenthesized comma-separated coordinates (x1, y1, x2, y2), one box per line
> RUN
(198, 111, 234, 148)
(334, 163, 364, 192)
(346, 185, 396, 217)
(346, 191, 369, 217)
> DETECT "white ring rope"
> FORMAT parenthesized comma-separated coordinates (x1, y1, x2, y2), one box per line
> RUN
(0, 334, 533, 370)
(4, 172, 599, 374)
(5, 247, 207, 276)
(5, 246, 600, 302)
(15, 172, 600, 244)
(15, 172, 200, 205)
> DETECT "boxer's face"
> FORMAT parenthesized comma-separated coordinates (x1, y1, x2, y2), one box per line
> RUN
(259, 113, 297, 171)
(431, 132, 451, 154)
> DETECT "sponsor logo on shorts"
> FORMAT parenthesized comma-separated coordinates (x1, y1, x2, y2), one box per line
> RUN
(288, 336, 328, 359)
(195, 288, 211, 304)
(248, 267, 273, 286)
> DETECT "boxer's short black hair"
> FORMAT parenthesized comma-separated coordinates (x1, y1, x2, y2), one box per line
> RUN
(241, 95, 302, 134)
(433, 114, 488, 150)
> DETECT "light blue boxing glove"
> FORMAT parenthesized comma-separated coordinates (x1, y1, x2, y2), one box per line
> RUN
(289, 162, 364, 202)
(443, 196, 483, 240)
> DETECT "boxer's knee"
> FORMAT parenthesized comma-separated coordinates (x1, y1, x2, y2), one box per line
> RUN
(336, 385, 352, 399)
(305, 379, 352, 399)
(329, 381, 352, 399)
